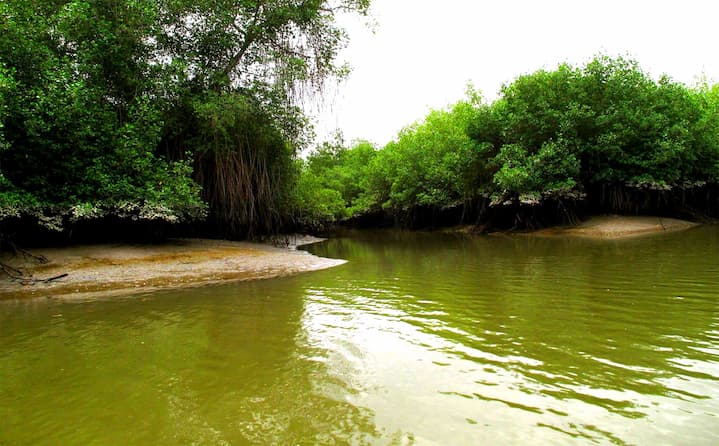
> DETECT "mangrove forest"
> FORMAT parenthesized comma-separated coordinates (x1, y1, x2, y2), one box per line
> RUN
(0, 0, 370, 242)
(1, 1, 718, 243)
(299, 57, 719, 230)
(2, 2, 719, 445)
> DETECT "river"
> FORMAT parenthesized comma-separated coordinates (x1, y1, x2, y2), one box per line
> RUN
(1, 227, 718, 445)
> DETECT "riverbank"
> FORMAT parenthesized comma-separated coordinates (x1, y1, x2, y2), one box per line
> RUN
(526, 215, 699, 239)
(0, 237, 345, 300)
(0, 216, 701, 300)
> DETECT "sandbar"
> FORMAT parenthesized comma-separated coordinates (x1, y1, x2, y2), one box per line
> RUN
(0, 237, 345, 300)
(530, 215, 699, 239)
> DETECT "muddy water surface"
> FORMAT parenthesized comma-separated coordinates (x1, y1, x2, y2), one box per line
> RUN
(1, 227, 718, 444)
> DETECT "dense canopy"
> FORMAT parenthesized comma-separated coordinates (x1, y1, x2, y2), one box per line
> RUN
(0, 0, 368, 238)
(1, 1, 716, 239)
(299, 57, 719, 228)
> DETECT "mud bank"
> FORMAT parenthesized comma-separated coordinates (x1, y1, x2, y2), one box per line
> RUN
(529, 215, 699, 239)
(0, 237, 345, 300)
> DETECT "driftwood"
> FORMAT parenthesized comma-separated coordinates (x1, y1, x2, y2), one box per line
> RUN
(16, 246, 49, 264)
(0, 236, 67, 286)
(0, 261, 68, 285)
(0, 262, 24, 279)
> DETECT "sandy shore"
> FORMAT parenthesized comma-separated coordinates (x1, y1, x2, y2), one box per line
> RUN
(530, 215, 699, 239)
(0, 237, 345, 300)
(0, 216, 700, 300)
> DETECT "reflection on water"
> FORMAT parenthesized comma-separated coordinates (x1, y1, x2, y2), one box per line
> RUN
(1, 226, 718, 444)
(307, 229, 719, 444)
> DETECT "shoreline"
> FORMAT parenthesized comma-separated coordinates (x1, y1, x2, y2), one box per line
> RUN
(525, 215, 699, 239)
(0, 216, 702, 301)
(0, 237, 345, 301)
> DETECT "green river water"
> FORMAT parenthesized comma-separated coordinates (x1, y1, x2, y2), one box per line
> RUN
(1, 227, 718, 445)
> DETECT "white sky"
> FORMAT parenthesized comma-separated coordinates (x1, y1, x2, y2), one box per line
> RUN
(310, 0, 719, 146)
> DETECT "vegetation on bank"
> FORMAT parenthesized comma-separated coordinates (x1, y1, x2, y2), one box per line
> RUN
(0, 0, 369, 240)
(1, 0, 717, 241)
(299, 57, 719, 229)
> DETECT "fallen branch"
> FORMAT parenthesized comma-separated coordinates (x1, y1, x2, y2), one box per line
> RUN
(0, 264, 69, 285)
(0, 262, 25, 280)
(1, 236, 49, 264)
(38, 273, 68, 283)
(0, 239, 66, 285)
(17, 246, 49, 264)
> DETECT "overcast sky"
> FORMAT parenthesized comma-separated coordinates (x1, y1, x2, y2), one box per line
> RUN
(310, 0, 719, 146)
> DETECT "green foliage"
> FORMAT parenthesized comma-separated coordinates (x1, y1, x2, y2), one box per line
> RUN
(156, 0, 369, 237)
(472, 56, 719, 200)
(308, 140, 377, 210)
(687, 83, 719, 182)
(191, 92, 296, 236)
(0, 64, 13, 153)
(302, 57, 719, 226)
(365, 100, 481, 212)
(296, 138, 378, 222)
(493, 141, 579, 203)
(291, 162, 347, 226)
(493, 57, 718, 190)
(0, 0, 207, 229)
(157, 0, 369, 93)
(2, 0, 715, 240)
(0, 0, 369, 236)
